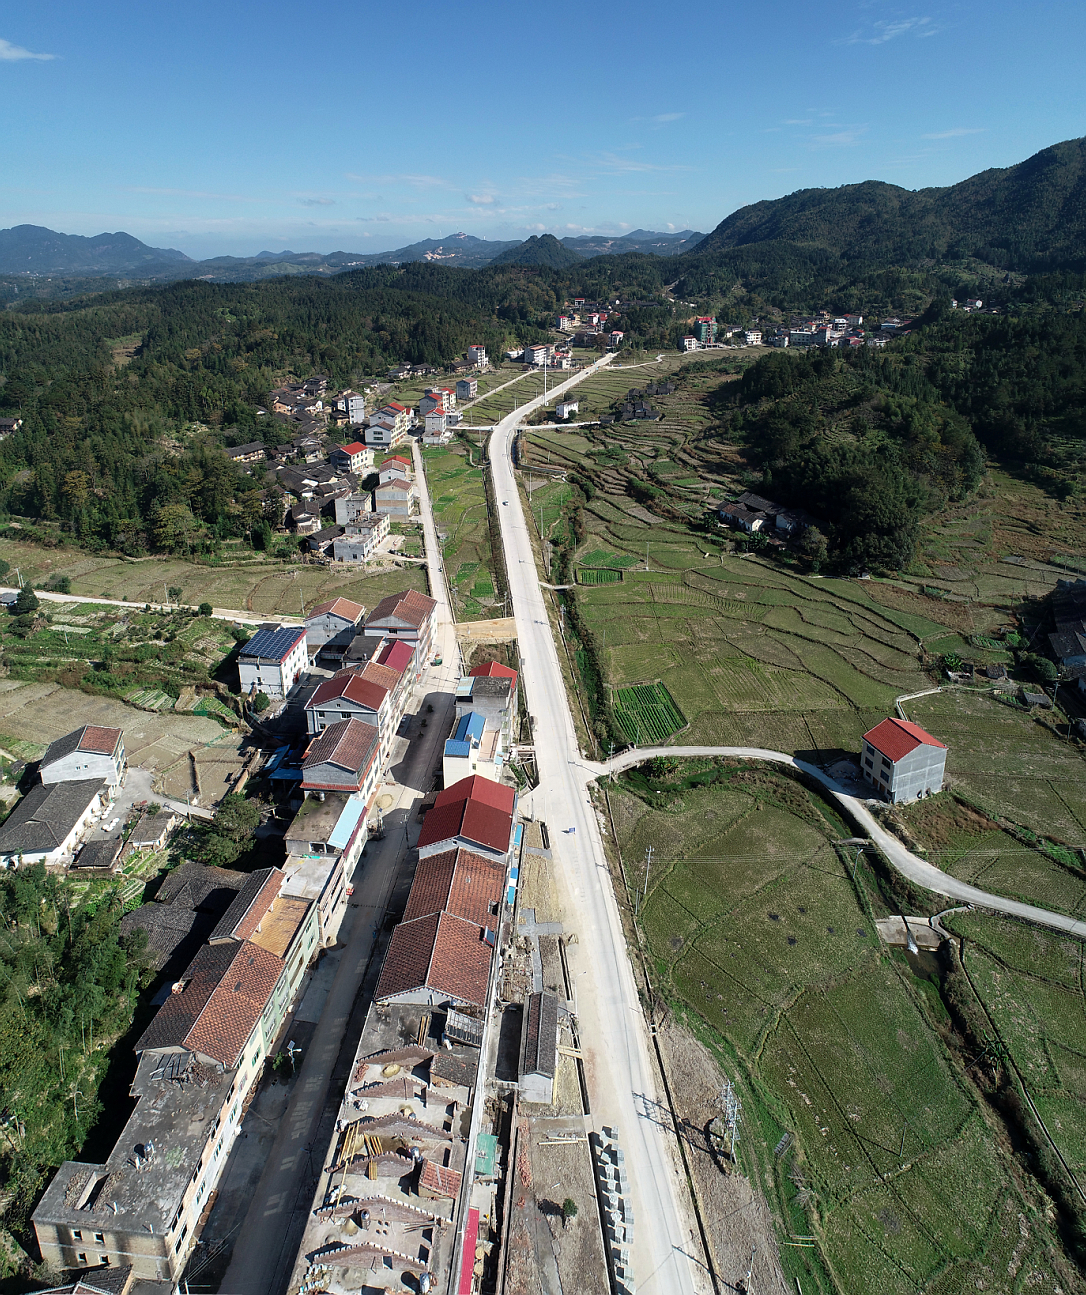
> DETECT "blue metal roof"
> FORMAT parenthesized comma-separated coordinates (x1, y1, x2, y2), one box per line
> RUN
(444, 738, 471, 758)
(453, 711, 485, 746)
(328, 797, 367, 851)
(241, 624, 306, 662)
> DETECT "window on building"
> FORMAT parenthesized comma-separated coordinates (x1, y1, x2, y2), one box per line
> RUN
(94, 1233, 104, 1244)
(880, 770, 889, 782)
(72, 1230, 82, 1241)
(881, 756, 891, 768)
(100, 1255, 110, 1266)
(76, 1253, 87, 1264)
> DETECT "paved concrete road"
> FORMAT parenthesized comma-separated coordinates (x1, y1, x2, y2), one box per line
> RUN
(489, 355, 706, 1295)
(217, 451, 462, 1295)
(597, 745, 1086, 939)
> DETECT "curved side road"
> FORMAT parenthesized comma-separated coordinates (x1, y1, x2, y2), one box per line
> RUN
(591, 746, 1086, 939)
(490, 354, 706, 1295)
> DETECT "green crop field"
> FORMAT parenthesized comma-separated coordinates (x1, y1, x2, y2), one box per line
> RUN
(945, 911, 1086, 1178)
(902, 690, 1086, 844)
(610, 763, 1081, 1295)
(420, 443, 497, 621)
(577, 567, 622, 585)
(612, 681, 686, 743)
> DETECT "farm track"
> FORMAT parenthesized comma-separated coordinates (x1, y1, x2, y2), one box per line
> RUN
(595, 746, 1086, 939)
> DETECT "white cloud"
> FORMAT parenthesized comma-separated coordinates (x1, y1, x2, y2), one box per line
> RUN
(811, 127, 867, 147)
(652, 112, 684, 123)
(0, 37, 56, 61)
(921, 127, 985, 139)
(841, 16, 938, 45)
(298, 197, 335, 206)
(466, 193, 496, 205)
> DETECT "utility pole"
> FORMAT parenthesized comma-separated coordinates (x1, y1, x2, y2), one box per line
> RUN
(636, 845, 654, 916)
(608, 741, 615, 783)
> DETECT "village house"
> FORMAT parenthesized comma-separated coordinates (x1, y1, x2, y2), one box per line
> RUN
(373, 478, 415, 518)
(555, 399, 579, 420)
(330, 441, 373, 475)
(416, 775, 516, 863)
(455, 378, 478, 402)
(0, 780, 110, 868)
(378, 455, 412, 485)
(363, 588, 437, 663)
(860, 718, 947, 803)
(300, 717, 381, 798)
(238, 624, 308, 700)
(41, 725, 127, 790)
(332, 514, 390, 563)
(467, 344, 488, 368)
(305, 597, 366, 664)
(34, 869, 320, 1283)
(225, 442, 266, 467)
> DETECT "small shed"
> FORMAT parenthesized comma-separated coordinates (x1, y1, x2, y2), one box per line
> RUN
(73, 836, 124, 872)
(519, 990, 559, 1104)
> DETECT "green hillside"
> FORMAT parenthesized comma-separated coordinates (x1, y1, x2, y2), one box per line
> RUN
(693, 136, 1086, 273)
(490, 233, 584, 269)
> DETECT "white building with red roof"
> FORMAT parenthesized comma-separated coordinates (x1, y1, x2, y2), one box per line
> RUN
(861, 718, 947, 803)
(364, 588, 437, 664)
(40, 725, 127, 790)
(330, 440, 373, 474)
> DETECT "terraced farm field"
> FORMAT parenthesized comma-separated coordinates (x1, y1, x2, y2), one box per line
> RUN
(0, 537, 427, 617)
(609, 765, 1081, 1295)
(612, 681, 686, 743)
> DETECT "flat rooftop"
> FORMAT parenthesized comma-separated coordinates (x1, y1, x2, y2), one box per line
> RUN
(34, 1052, 235, 1234)
(288, 1003, 478, 1295)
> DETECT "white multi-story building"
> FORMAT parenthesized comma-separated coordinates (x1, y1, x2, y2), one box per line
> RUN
(467, 344, 488, 368)
(238, 625, 308, 699)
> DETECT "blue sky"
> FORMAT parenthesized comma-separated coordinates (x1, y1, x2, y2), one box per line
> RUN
(1, 0, 1083, 259)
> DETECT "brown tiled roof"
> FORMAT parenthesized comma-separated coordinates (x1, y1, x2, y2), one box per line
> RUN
(136, 939, 283, 1067)
(308, 596, 365, 622)
(366, 588, 437, 630)
(403, 848, 504, 930)
(436, 776, 515, 814)
(307, 669, 389, 713)
(79, 725, 123, 755)
(375, 911, 493, 1007)
(303, 718, 380, 776)
(360, 659, 401, 692)
(418, 797, 512, 854)
(210, 867, 284, 942)
(419, 1159, 462, 1197)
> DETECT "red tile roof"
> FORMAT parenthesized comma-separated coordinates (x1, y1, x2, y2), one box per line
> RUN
(376, 639, 415, 674)
(403, 848, 505, 929)
(307, 669, 389, 713)
(79, 726, 123, 755)
(212, 867, 284, 942)
(366, 588, 437, 630)
(340, 441, 367, 455)
(136, 940, 284, 1068)
(418, 796, 512, 854)
(375, 911, 493, 1007)
(468, 661, 518, 689)
(383, 455, 411, 467)
(420, 1158, 462, 1197)
(863, 718, 946, 763)
(308, 597, 365, 622)
(436, 776, 515, 814)
(303, 718, 380, 776)
(360, 659, 401, 692)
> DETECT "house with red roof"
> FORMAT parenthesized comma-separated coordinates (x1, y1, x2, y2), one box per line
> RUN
(40, 725, 127, 791)
(306, 668, 393, 747)
(305, 596, 366, 664)
(374, 846, 506, 1008)
(860, 718, 947, 803)
(330, 441, 373, 475)
(418, 775, 516, 861)
(364, 588, 437, 664)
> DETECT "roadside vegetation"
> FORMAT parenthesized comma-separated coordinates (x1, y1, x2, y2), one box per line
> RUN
(421, 441, 500, 621)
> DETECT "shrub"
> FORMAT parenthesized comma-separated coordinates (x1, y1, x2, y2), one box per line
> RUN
(253, 691, 270, 713)
(198, 601, 213, 617)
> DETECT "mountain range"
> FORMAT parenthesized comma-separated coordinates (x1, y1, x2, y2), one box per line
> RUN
(0, 224, 704, 283)
(1, 135, 1084, 293)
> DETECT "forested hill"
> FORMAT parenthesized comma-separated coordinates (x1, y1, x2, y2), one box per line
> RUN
(693, 136, 1086, 273)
